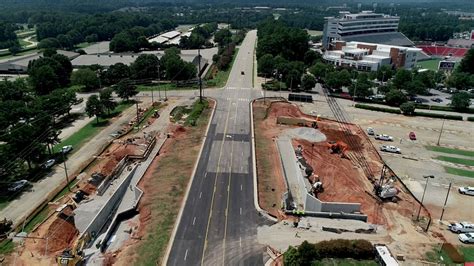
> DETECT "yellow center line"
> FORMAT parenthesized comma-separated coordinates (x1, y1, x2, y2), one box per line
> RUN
(201, 99, 233, 266)
(222, 98, 239, 265)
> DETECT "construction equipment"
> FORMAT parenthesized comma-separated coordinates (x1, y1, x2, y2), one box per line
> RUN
(374, 165, 399, 202)
(0, 218, 12, 238)
(327, 141, 348, 159)
(56, 233, 90, 266)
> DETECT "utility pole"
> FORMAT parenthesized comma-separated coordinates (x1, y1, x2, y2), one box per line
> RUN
(263, 73, 267, 104)
(198, 48, 202, 103)
(439, 182, 452, 221)
(136, 101, 139, 126)
(437, 117, 446, 146)
(62, 152, 71, 192)
(352, 72, 358, 106)
(417, 175, 434, 221)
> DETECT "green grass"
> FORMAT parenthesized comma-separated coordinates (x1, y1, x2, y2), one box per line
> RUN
(0, 239, 14, 255)
(137, 106, 159, 128)
(444, 166, 474, 178)
(460, 246, 474, 262)
(137, 83, 186, 92)
(205, 48, 239, 88)
(426, 249, 455, 264)
(19, 38, 32, 47)
(426, 146, 474, 157)
(417, 58, 442, 71)
(52, 178, 80, 202)
(53, 101, 133, 153)
(312, 259, 377, 266)
(75, 42, 95, 49)
(436, 155, 474, 167)
(23, 206, 50, 233)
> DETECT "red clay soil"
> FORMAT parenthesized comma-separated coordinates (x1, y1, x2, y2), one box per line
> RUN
(260, 101, 429, 225)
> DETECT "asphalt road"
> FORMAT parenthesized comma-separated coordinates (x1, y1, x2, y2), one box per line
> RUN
(167, 30, 267, 266)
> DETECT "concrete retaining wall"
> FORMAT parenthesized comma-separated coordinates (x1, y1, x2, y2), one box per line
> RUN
(78, 166, 137, 241)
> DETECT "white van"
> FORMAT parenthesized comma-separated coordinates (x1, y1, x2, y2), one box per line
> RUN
(449, 222, 474, 233)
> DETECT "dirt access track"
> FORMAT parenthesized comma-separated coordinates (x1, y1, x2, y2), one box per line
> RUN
(254, 100, 430, 226)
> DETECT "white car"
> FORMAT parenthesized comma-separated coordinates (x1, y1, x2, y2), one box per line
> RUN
(41, 159, 56, 169)
(380, 145, 401, 154)
(459, 233, 474, 244)
(61, 145, 73, 154)
(459, 187, 474, 196)
(449, 222, 474, 233)
(375, 134, 393, 141)
(8, 180, 29, 192)
(367, 127, 375, 135)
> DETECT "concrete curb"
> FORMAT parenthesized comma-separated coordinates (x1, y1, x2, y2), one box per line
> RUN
(250, 99, 278, 223)
(163, 97, 217, 265)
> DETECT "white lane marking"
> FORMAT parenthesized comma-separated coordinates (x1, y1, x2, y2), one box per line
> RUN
(204, 172, 207, 178)
(199, 192, 202, 198)
(192, 217, 196, 225)
(184, 249, 189, 261)
(240, 208, 242, 215)
(240, 237, 242, 247)
(241, 184, 243, 191)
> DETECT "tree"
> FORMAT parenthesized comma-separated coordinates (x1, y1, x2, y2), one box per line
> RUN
(38, 37, 60, 49)
(309, 62, 330, 80)
(450, 91, 471, 110)
(115, 80, 138, 101)
(257, 54, 274, 76)
(400, 102, 416, 115)
(285, 69, 302, 90)
(301, 74, 316, 91)
(104, 63, 130, 85)
(392, 69, 412, 90)
(110, 32, 137, 53)
(99, 88, 117, 115)
(28, 65, 60, 95)
(8, 43, 21, 55)
(385, 89, 407, 106)
(214, 29, 232, 47)
(283, 246, 301, 266)
(303, 50, 321, 66)
(85, 95, 105, 123)
(130, 54, 159, 80)
(376, 65, 393, 82)
(458, 48, 474, 74)
(71, 68, 100, 91)
(349, 73, 374, 98)
(446, 72, 473, 90)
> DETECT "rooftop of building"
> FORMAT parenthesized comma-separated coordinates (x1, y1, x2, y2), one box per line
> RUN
(0, 50, 79, 67)
(327, 11, 398, 21)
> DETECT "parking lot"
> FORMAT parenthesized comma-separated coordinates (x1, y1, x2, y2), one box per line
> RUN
(297, 91, 474, 227)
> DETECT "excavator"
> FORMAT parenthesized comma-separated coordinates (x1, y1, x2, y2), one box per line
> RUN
(327, 141, 349, 159)
(56, 233, 90, 266)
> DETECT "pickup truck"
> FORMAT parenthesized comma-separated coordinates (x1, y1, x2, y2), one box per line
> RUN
(458, 186, 474, 196)
(375, 134, 393, 141)
(449, 222, 474, 233)
(380, 145, 401, 154)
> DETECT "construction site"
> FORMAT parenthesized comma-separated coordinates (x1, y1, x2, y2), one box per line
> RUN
(253, 99, 443, 261)
(4, 97, 204, 265)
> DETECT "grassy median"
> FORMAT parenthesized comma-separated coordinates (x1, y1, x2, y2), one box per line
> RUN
(436, 155, 474, 167)
(444, 166, 474, 178)
(427, 146, 474, 157)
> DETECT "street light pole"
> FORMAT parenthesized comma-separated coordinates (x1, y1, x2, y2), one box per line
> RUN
(352, 72, 358, 106)
(263, 73, 267, 104)
(198, 47, 202, 103)
(437, 117, 446, 146)
(416, 175, 434, 221)
(439, 182, 452, 221)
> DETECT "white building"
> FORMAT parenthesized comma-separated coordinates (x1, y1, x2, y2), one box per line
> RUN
(323, 11, 413, 49)
(323, 41, 421, 71)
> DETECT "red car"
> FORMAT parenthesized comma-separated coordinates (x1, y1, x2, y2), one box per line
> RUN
(409, 132, 416, 140)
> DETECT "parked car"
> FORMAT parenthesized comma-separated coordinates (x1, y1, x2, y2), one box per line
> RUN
(459, 187, 474, 196)
(375, 134, 393, 141)
(367, 127, 375, 135)
(61, 145, 73, 154)
(41, 159, 56, 169)
(380, 145, 401, 154)
(409, 132, 416, 140)
(431, 98, 443, 103)
(8, 180, 29, 192)
(459, 233, 474, 244)
(449, 222, 474, 233)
